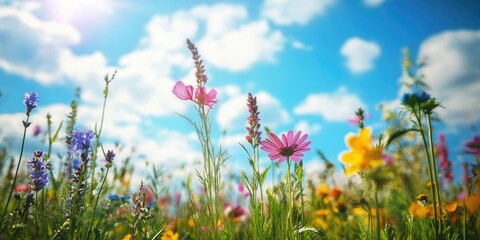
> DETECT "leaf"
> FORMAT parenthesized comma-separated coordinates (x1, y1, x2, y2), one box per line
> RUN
(260, 165, 271, 184)
(52, 120, 63, 142)
(384, 128, 420, 147)
(297, 226, 325, 236)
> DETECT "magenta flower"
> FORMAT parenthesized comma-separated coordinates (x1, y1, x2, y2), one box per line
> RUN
(437, 134, 453, 185)
(465, 136, 480, 155)
(195, 86, 218, 108)
(260, 130, 311, 163)
(172, 81, 218, 109)
(172, 81, 194, 101)
(237, 183, 250, 198)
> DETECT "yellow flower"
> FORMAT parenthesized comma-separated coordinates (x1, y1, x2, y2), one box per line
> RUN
(340, 127, 384, 176)
(316, 183, 329, 197)
(122, 234, 131, 240)
(409, 202, 433, 219)
(187, 218, 196, 228)
(161, 230, 179, 240)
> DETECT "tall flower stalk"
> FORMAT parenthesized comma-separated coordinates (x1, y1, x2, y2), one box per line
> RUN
(402, 89, 442, 238)
(87, 150, 115, 240)
(90, 71, 116, 202)
(340, 121, 384, 240)
(1, 91, 39, 229)
(67, 127, 96, 238)
(261, 130, 311, 239)
(172, 39, 225, 238)
(241, 93, 270, 239)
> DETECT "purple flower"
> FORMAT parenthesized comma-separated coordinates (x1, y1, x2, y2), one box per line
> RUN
(32, 124, 41, 137)
(246, 93, 261, 147)
(23, 91, 39, 116)
(69, 127, 96, 159)
(102, 150, 116, 168)
(27, 150, 49, 191)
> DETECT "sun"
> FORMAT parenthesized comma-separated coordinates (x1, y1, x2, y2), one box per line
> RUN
(46, 0, 113, 23)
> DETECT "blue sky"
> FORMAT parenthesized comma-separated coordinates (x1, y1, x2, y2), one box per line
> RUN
(1, 0, 480, 186)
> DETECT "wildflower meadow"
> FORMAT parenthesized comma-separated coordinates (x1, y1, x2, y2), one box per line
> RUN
(0, 38, 479, 240)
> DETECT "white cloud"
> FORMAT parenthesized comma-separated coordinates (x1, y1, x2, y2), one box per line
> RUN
(216, 90, 291, 131)
(294, 120, 321, 135)
(303, 160, 326, 179)
(291, 40, 313, 51)
(418, 30, 480, 128)
(199, 20, 285, 71)
(294, 87, 366, 121)
(340, 37, 381, 73)
(261, 0, 335, 25)
(0, 2, 290, 190)
(363, 0, 386, 7)
(0, 6, 80, 83)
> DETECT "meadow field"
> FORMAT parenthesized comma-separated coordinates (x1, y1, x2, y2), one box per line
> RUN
(0, 39, 479, 240)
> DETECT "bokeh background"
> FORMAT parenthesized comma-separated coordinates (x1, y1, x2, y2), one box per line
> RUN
(1, 0, 479, 187)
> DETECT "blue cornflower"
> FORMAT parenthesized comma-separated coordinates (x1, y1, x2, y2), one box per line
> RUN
(401, 90, 431, 105)
(69, 128, 96, 159)
(23, 91, 39, 117)
(27, 150, 49, 192)
(415, 90, 431, 103)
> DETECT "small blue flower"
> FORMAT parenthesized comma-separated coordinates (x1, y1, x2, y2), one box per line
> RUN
(108, 194, 120, 201)
(120, 195, 131, 201)
(416, 90, 431, 103)
(401, 90, 431, 105)
(107, 194, 131, 201)
(27, 150, 49, 191)
(401, 92, 411, 104)
(23, 91, 39, 116)
(69, 128, 96, 159)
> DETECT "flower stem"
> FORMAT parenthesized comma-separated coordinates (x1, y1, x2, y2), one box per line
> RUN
(0, 115, 30, 229)
(286, 158, 294, 239)
(374, 183, 381, 240)
(415, 110, 438, 239)
(87, 168, 110, 240)
(426, 113, 442, 235)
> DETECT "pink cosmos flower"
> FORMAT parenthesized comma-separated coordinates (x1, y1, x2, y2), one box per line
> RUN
(172, 81, 218, 109)
(260, 130, 311, 163)
(172, 81, 194, 101)
(195, 86, 217, 109)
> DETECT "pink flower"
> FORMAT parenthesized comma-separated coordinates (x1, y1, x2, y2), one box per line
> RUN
(15, 184, 29, 192)
(383, 154, 393, 166)
(172, 81, 218, 109)
(260, 130, 311, 163)
(237, 183, 250, 198)
(143, 185, 155, 206)
(437, 134, 453, 185)
(172, 81, 194, 101)
(465, 136, 480, 155)
(195, 87, 217, 109)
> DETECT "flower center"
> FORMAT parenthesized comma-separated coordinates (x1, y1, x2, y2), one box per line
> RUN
(280, 147, 295, 157)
